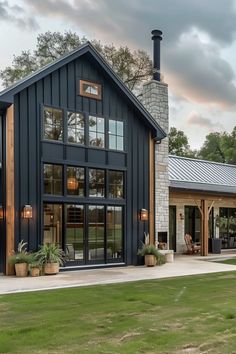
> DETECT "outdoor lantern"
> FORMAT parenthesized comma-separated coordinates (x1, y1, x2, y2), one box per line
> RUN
(179, 213, 184, 220)
(0, 205, 3, 219)
(22, 205, 33, 219)
(67, 177, 78, 191)
(140, 209, 149, 221)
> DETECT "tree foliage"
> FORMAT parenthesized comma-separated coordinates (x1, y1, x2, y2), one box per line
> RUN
(198, 127, 236, 164)
(168, 127, 197, 158)
(0, 30, 152, 92)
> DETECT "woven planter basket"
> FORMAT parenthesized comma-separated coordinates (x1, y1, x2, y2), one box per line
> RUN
(15, 263, 28, 277)
(44, 262, 59, 275)
(144, 255, 156, 267)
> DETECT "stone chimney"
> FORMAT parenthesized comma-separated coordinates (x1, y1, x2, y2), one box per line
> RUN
(141, 30, 169, 247)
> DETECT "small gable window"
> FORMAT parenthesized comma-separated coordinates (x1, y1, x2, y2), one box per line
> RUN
(80, 80, 102, 100)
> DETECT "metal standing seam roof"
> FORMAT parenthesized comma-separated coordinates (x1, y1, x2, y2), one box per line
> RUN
(169, 155, 236, 194)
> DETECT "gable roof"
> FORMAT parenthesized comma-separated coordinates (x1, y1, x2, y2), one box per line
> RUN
(0, 42, 166, 140)
(169, 155, 236, 194)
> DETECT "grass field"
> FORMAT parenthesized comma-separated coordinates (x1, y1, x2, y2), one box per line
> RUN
(215, 258, 236, 266)
(1, 272, 236, 353)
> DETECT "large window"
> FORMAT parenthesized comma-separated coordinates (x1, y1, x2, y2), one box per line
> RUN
(108, 120, 124, 150)
(43, 204, 62, 246)
(88, 206, 105, 261)
(44, 164, 63, 195)
(66, 205, 84, 261)
(108, 171, 124, 198)
(67, 166, 84, 196)
(219, 208, 236, 249)
(107, 206, 123, 260)
(67, 111, 85, 144)
(43, 106, 63, 141)
(89, 116, 105, 148)
(89, 169, 105, 197)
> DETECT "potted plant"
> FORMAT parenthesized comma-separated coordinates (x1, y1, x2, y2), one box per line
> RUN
(29, 261, 41, 277)
(35, 243, 65, 275)
(137, 243, 166, 267)
(8, 240, 32, 277)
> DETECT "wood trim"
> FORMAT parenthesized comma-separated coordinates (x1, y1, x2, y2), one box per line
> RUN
(170, 190, 236, 202)
(79, 79, 102, 100)
(5, 104, 15, 275)
(149, 133, 155, 244)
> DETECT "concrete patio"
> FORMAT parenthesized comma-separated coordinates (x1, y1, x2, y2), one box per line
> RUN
(1, 253, 236, 295)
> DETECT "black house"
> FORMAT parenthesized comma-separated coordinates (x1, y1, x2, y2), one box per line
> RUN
(0, 42, 165, 274)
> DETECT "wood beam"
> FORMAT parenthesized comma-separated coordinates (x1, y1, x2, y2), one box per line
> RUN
(200, 199, 209, 256)
(149, 133, 155, 245)
(170, 190, 235, 202)
(5, 104, 15, 275)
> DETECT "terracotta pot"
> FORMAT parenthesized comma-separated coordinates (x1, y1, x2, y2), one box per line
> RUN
(44, 262, 59, 275)
(31, 267, 40, 277)
(145, 255, 156, 267)
(15, 263, 28, 277)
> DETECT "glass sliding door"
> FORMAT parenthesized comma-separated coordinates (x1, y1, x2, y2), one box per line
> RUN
(107, 206, 123, 261)
(88, 206, 105, 262)
(43, 204, 62, 246)
(66, 205, 84, 262)
(219, 208, 236, 249)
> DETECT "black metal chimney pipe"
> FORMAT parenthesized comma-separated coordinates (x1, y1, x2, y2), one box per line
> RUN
(151, 29, 162, 81)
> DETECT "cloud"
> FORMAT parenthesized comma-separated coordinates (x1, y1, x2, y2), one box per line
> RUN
(0, 0, 39, 30)
(187, 111, 224, 130)
(21, 0, 236, 109)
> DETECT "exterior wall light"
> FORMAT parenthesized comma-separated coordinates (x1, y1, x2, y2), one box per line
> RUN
(0, 205, 3, 219)
(140, 209, 149, 221)
(179, 213, 184, 220)
(22, 205, 33, 219)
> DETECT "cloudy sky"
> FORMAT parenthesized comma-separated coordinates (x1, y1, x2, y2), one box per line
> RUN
(1, 0, 236, 149)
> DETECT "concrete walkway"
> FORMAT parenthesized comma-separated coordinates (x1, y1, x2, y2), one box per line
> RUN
(1, 253, 236, 295)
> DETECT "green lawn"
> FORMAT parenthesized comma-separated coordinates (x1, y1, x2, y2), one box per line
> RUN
(215, 258, 236, 265)
(1, 273, 236, 353)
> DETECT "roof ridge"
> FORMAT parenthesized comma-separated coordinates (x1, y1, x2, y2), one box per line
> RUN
(169, 154, 236, 168)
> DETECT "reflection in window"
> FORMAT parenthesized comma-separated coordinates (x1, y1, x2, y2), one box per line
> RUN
(43, 106, 63, 141)
(67, 166, 84, 196)
(108, 120, 124, 150)
(89, 116, 105, 148)
(67, 111, 85, 144)
(66, 205, 84, 261)
(43, 204, 62, 246)
(89, 169, 105, 197)
(108, 171, 124, 198)
(88, 206, 105, 261)
(219, 208, 236, 249)
(44, 164, 63, 195)
(107, 206, 123, 260)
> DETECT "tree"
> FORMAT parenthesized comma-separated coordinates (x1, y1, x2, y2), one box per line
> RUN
(199, 128, 236, 164)
(0, 31, 152, 92)
(168, 127, 197, 157)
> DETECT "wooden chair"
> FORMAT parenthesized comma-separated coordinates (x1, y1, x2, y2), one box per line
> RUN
(184, 234, 201, 254)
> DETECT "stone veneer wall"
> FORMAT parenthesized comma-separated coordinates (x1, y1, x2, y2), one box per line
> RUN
(141, 80, 169, 244)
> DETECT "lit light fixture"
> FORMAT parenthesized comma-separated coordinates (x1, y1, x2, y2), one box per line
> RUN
(67, 177, 78, 191)
(140, 208, 148, 221)
(22, 205, 33, 219)
(179, 213, 184, 220)
(0, 205, 3, 219)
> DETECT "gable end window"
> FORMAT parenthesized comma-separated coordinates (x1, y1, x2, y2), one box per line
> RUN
(108, 120, 124, 151)
(79, 80, 102, 100)
(43, 106, 63, 141)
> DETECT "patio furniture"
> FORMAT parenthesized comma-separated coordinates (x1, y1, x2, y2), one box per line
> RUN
(184, 234, 201, 254)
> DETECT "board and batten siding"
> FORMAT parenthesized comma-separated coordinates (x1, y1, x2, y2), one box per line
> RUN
(12, 53, 152, 265)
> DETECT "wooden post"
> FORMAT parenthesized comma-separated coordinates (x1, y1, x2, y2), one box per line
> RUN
(149, 133, 155, 245)
(6, 104, 15, 275)
(201, 199, 209, 256)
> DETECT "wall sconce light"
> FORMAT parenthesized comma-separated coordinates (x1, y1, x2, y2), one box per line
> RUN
(140, 209, 149, 221)
(179, 213, 184, 220)
(22, 205, 33, 219)
(0, 205, 3, 219)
